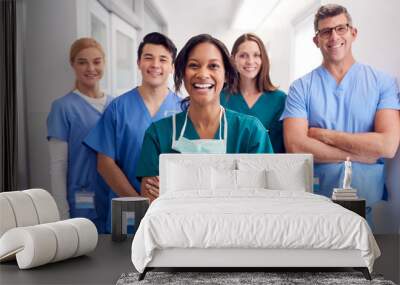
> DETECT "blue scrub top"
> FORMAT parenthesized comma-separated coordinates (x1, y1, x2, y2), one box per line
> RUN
(281, 62, 400, 206)
(47, 91, 113, 233)
(136, 108, 274, 178)
(84, 87, 182, 232)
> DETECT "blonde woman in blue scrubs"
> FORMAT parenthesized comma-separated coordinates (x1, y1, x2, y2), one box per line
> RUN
(136, 34, 274, 202)
(47, 38, 113, 232)
(220, 33, 286, 153)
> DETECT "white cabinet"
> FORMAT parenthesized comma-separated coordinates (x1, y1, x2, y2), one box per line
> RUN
(88, 0, 112, 94)
(110, 13, 138, 96)
(78, 0, 168, 96)
(83, 0, 139, 97)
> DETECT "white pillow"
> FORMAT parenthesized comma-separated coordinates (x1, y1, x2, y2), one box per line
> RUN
(237, 159, 309, 192)
(237, 169, 268, 189)
(266, 167, 307, 191)
(212, 168, 237, 190)
(167, 162, 212, 191)
(211, 169, 268, 190)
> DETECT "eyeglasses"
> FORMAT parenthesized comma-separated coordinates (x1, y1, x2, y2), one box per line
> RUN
(316, 24, 351, 39)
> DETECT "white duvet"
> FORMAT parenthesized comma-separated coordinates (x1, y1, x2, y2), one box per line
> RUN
(131, 190, 380, 273)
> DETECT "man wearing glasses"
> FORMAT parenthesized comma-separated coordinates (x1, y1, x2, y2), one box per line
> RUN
(282, 4, 400, 225)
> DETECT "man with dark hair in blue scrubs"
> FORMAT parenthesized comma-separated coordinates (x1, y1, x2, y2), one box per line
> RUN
(84, 33, 182, 232)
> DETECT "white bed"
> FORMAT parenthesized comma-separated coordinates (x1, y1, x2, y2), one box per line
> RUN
(131, 154, 380, 280)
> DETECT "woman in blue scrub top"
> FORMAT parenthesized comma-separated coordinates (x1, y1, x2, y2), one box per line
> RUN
(220, 33, 286, 153)
(47, 38, 113, 233)
(136, 34, 274, 202)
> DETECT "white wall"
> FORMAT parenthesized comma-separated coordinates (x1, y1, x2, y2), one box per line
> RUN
(23, 0, 77, 191)
(261, 26, 293, 92)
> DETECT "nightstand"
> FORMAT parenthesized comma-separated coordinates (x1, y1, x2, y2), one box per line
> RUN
(332, 198, 366, 218)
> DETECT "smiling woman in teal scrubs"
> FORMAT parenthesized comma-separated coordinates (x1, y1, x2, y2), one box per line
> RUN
(220, 33, 286, 153)
(136, 34, 273, 202)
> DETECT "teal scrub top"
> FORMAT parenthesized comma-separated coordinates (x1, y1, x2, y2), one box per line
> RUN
(220, 89, 286, 153)
(136, 108, 273, 178)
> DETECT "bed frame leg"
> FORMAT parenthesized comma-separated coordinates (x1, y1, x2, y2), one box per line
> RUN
(138, 268, 148, 281)
(354, 267, 371, 280)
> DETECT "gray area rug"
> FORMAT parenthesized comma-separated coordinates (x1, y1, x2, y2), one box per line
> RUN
(116, 271, 396, 285)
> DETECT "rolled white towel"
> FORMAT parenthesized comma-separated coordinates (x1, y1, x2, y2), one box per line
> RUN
(23, 189, 60, 223)
(65, 218, 98, 257)
(0, 226, 57, 269)
(0, 191, 39, 227)
(0, 189, 60, 239)
(42, 221, 79, 262)
(0, 196, 17, 237)
(0, 218, 98, 269)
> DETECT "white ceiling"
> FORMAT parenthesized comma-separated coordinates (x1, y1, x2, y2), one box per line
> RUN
(150, 0, 318, 49)
(151, 0, 241, 47)
(152, 0, 318, 31)
(152, 0, 241, 32)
